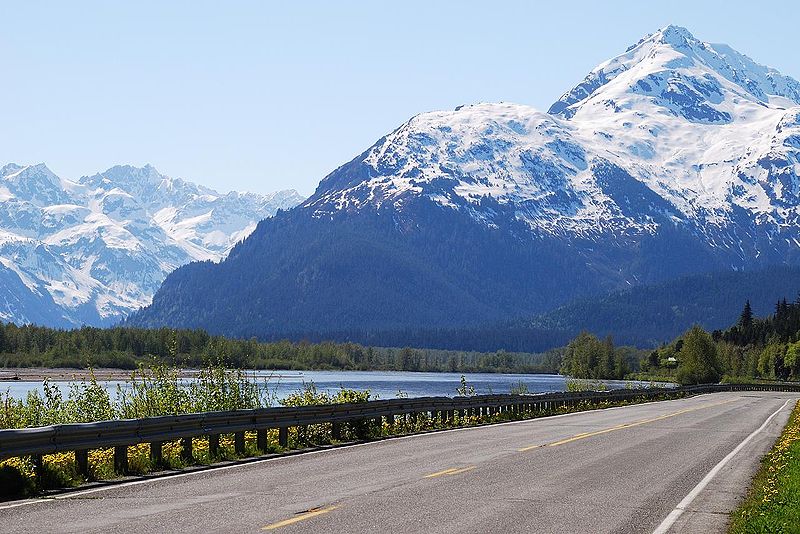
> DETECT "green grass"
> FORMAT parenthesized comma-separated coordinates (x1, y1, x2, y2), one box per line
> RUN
(729, 400, 800, 533)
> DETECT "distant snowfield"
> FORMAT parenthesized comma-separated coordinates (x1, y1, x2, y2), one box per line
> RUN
(0, 163, 304, 327)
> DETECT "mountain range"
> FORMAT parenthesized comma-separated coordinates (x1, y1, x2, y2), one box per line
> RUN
(0, 163, 303, 327)
(8, 24, 800, 351)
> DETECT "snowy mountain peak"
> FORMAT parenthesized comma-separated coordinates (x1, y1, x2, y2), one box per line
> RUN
(1, 163, 25, 177)
(2, 162, 60, 183)
(653, 24, 695, 45)
(1, 163, 71, 206)
(550, 24, 800, 119)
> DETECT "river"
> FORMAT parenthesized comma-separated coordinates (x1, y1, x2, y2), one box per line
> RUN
(0, 370, 665, 402)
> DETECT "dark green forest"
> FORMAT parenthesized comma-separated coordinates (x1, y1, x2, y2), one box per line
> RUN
(0, 322, 561, 374)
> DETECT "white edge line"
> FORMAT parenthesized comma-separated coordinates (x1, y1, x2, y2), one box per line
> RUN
(0, 392, 716, 511)
(651, 398, 792, 534)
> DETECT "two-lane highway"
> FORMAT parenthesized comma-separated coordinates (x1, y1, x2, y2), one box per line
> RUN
(1, 392, 795, 533)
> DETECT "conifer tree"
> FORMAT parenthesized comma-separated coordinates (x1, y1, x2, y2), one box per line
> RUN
(739, 300, 753, 330)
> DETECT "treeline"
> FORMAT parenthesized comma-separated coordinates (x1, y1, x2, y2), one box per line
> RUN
(635, 297, 800, 384)
(716, 298, 800, 346)
(561, 295, 800, 385)
(265, 326, 573, 356)
(0, 322, 562, 374)
(560, 333, 638, 380)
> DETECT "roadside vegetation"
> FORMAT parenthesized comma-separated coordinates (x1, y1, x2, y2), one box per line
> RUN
(0, 367, 673, 500)
(729, 400, 800, 533)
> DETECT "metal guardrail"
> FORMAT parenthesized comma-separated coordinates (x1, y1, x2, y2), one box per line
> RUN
(1, 382, 798, 476)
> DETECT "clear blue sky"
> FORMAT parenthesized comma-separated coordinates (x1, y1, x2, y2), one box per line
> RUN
(1, 0, 797, 196)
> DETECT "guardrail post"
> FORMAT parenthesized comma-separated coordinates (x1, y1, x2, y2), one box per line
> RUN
(114, 446, 128, 475)
(150, 441, 163, 466)
(234, 432, 246, 455)
(181, 437, 193, 463)
(257, 429, 268, 451)
(331, 422, 341, 441)
(209, 434, 220, 457)
(385, 415, 393, 433)
(278, 427, 288, 448)
(32, 454, 43, 487)
(75, 449, 89, 478)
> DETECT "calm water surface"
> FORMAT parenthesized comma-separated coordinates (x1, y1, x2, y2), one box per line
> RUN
(1, 370, 661, 403)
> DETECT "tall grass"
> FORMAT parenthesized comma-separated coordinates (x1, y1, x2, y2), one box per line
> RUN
(0, 362, 373, 499)
(1, 360, 275, 429)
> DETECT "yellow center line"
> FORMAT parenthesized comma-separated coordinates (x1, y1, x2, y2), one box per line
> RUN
(424, 465, 476, 478)
(447, 466, 476, 476)
(262, 506, 337, 531)
(518, 398, 738, 452)
(424, 467, 459, 478)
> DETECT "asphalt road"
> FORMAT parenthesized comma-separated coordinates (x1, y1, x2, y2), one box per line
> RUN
(1, 391, 796, 533)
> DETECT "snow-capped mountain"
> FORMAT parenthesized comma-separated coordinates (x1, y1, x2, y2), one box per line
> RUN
(0, 163, 303, 326)
(125, 26, 800, 342)
(307, 25, 800, 263)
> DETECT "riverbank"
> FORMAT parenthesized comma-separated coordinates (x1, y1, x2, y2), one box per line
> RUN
(0, 367, 202, 382)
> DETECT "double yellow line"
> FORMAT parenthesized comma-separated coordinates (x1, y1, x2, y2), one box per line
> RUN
(517, 398, 737, 452)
